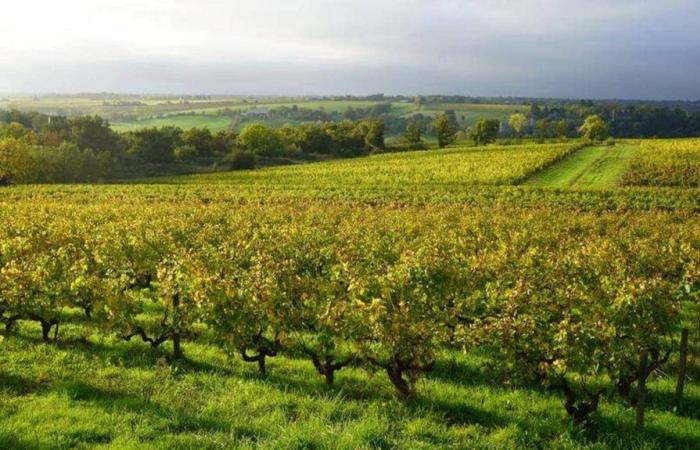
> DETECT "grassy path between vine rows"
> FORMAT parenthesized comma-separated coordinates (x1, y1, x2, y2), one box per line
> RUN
(1, 318, 699, 449)
(523, 145, 638, 189)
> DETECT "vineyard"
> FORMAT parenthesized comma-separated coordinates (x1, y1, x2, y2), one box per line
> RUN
(622, 139, 700, 188)
(160, 142, 582, 187)
(1, 140, 700, 449)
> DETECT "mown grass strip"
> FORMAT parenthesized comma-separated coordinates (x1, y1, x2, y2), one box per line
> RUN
(523, 145, 638, 189)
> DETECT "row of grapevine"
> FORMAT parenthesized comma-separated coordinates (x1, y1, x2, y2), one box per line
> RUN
(622, 139, 700, 188)
(1, 198, 698, 426)
(158, 142, 581, 187)
(3, 181, 700, 213)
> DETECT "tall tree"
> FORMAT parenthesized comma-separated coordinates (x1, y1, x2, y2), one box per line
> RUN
(535, 119, 551, 141)
(404, 119, 422, 144)
(508, 113, 527, 137)
(555, 120, 568, 140)
(579, 115, 609, 141)
(0, 138, 32, 184)
(236, 123, 285, 156)
(68, 115, 121, 153)
(432, 114, 458, 148)
(469, 119, 500, 146)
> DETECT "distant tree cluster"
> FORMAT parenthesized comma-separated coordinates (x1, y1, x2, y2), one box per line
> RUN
(525, 102, 700, 139)
(0, 109, 386, 184)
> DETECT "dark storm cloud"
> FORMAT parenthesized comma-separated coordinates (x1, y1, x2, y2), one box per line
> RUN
(1, 0, 699, 99)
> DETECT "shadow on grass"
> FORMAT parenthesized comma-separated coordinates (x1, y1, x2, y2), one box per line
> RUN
(5, 330, 700, 448)
(232, 356, 397, 403)
(50, 336, 237, 376)
(57, 378, 238, 436)
(644, 389, 700, 420)
(593, 415, 700, 450)
(0, 432, 40, 450)
(0, 372, 47, 395)
(428, 356, 497, 387)
(409, 394, 511, 429)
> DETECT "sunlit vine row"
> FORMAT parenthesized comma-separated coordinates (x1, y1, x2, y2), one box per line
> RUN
(622, 138, 700, 188)
(1, 197, 698, 425)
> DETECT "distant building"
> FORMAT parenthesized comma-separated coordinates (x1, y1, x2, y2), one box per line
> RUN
(244, 107, 271, 118)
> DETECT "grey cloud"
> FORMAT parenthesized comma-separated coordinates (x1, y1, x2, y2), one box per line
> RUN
(1, 0, 699, 99)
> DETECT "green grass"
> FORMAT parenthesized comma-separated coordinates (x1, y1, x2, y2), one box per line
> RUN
(2, 317, 699, 449)
(104, 100, 425, 132)
(110, 114, 233, 132)
(523, 145, 638, 189)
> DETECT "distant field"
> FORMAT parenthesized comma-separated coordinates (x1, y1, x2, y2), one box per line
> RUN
(1, 95, 529, 132)
(167, 100, 415, 116)
(110, 114, 233, 132)
(0, 95, 254, 119)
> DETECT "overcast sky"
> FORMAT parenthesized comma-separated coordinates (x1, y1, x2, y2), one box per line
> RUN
(1, 0, 699, 99)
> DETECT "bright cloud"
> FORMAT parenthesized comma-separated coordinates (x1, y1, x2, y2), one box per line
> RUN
(1, 0, 698, 99)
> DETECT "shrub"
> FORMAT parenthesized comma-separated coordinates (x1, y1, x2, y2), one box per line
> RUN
(225, 150, 257, 170)
(236, 123, 286, 156)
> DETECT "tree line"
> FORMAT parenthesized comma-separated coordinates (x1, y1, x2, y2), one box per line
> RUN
(0, 109, 387, 184)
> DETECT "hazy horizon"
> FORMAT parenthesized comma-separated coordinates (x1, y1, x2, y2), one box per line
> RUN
(2, 0, 699, 100)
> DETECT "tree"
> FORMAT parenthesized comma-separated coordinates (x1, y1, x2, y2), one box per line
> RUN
(404, 120, 422, 144)
(555, 121, 568, 140)
(508, 113, 527, 137)
(469, 119, 500, 146)
(68, 115, 121, 154)
(236, 123, 285, 156)
(579, 115, 609, 141)
(127, 127, 182, 163)
(288, 124, 333, 154)
(30, 143, 112, 183)
(432, 114, 458, 148)
(0, 122, 35, 143)
(182, 127, 215, 157)
(535, 119, 551, 141)
(357, 119, 385, 151)
(445, 110, 459, 128)
(173, 144, 198, 161)
(211, 130, 236, 155)
(0, 138, 32, 184)
(323, 121, 366, 157)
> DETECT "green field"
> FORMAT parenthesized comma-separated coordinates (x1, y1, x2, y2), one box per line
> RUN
(523, 144, 638, 189)
(1, 140, 699, 449)
(109, 100, 524, 132)
(110, 114, 233, 133)
(0, 94, 527, 132)
(0, 96, 248, 119)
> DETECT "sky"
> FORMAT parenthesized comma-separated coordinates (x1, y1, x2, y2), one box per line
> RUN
(1, 0, 699, 100)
